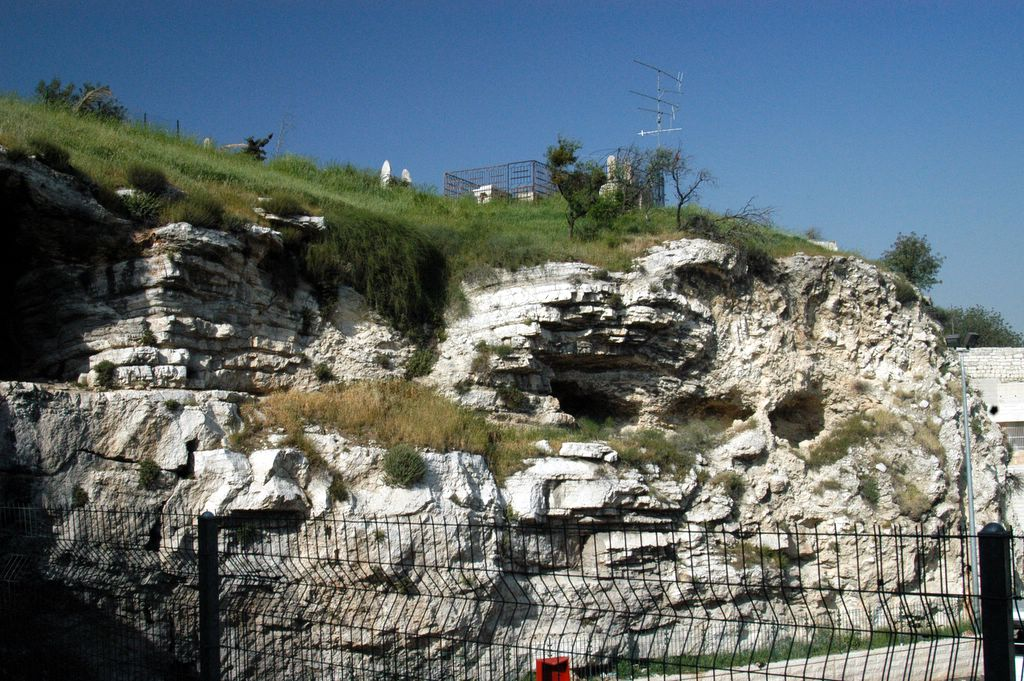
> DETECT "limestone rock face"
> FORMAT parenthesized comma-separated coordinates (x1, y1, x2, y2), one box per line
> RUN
(0, 145, 1016, 677)
(1, 151, 409, 392)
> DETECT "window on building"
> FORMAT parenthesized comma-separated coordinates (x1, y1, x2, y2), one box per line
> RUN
(1004, 422, 1024, 451)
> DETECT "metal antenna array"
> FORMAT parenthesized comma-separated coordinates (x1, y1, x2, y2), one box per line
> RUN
(631, 59, 683, 141)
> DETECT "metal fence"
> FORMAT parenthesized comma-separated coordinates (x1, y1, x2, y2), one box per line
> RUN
(0, 506, 1018, 680)
(443, 160, 555, 201)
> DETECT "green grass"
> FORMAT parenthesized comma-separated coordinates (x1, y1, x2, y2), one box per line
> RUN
(0, 94, 847, 329)
(610, 625, 969, 680)
(572, 417, 723, 478)
(805, 410, 902, 468)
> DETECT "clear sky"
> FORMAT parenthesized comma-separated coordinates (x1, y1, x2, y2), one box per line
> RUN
(2, 2, 1022, 332)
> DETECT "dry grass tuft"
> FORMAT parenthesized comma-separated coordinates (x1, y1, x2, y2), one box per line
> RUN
(232, 381, 554, 482)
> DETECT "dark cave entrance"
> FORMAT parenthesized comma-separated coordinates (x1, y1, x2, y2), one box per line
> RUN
(769, 390, 825, 445)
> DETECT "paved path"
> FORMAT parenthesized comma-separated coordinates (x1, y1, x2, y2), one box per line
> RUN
(642, 638, 981, 681)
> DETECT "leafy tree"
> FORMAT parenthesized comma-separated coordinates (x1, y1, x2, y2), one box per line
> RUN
(546, 136, 606, 239)
(931, 305, 1024, 347)
(881, 232, 944, 290)
(34, 77, 126, 120)
(35, 78, 75, 106)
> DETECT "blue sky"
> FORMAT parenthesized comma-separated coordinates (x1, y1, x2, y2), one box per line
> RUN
(2, 2, 1022, 333)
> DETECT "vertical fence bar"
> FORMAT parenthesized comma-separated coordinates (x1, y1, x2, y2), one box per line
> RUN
(979, 522, 1014, 681)
(198, 512, 221, 681)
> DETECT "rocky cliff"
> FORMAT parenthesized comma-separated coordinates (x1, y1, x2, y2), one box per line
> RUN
(0, 145, 1011, 675)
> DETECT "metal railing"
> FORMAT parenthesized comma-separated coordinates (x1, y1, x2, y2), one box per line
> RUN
(0, 506, 1018, 680)
(443, 160, 555, 201)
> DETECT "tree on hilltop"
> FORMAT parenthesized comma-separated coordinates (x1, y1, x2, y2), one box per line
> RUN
(881, 232, 944, 291)
(546, 136, 606, 239)
(35, 77, 126, 121)
(932, 305, 1024, 347)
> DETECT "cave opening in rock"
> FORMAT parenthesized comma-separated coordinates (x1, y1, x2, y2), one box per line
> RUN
(769, 390, 825, 445)
(550, 379, 636, 424)
(670, 391, 754, 427)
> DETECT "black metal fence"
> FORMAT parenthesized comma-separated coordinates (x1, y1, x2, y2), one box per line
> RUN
(1, 506, 1018, 680)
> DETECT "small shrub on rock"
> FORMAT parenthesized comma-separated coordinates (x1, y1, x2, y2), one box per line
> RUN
(896, 480, 932, 521)
(470, 342, 492, 374)
(138, 458, 160, 490)
(496, 384, 529, 412)
(314, 363, 334, 383)
(893, 277, 919, 305)
(404, 348, 437, 379)
(328, 476, 348, 503)
(94, 360, 116, 389)
(123, 191, 163, 225)
(382, 444, 426, 487)
(72, 485, 89, 508)
(858, 474, 880, 506)
(163, 399, 182, 413)
(710, 470, 745, 501)
(140, 322, 157, 346)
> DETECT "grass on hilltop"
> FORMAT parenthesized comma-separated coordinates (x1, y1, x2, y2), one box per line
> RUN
(0, 94, 842, 334)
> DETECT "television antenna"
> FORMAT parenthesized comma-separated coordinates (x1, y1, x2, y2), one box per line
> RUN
(631, 59, 683, 141)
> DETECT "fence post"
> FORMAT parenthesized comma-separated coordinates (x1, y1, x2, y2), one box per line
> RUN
(979, 522, 1015, 681)
(198, 512, 220, 681)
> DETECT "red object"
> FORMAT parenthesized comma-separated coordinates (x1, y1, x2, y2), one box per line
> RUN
(536, 656, 571, 681)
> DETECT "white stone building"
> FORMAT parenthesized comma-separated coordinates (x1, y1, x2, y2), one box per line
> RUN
(962, 347, 1024, 460)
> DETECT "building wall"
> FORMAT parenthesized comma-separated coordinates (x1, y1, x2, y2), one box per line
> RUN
(961, 347, 1024, 462)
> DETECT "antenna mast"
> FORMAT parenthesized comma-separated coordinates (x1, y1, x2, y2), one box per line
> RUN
(631, 59, 683, 143)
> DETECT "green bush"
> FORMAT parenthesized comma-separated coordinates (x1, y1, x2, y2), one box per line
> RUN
(162, 192, 226, 229)
(314, 362, 334, 383)
(71, 485, 89, 508)
(127, 163, 169, 195)
(138, 457, 160, 490)
(893, 277, 919, 305)
(94, 360, 116, 389)
(305, 206, 448, 333)
(163, 399, 182, 412)
(382, 444, 427, 487)
(328, 476, 348, 503)
(496, 384, 530, 411)
(492, 344, 514, 359)
(858, 474, 880, 506)
(140, 322, 157, 346)
(710, 470, 745, 501)
(122, 191, 163, 225)
(404, 347, 437, 379)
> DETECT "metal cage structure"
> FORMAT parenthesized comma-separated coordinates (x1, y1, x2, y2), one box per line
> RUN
(443, 160, 555, 202)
